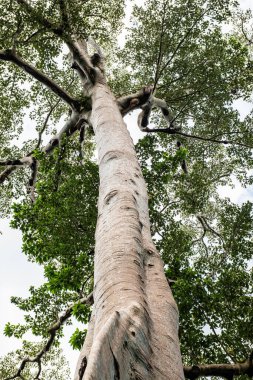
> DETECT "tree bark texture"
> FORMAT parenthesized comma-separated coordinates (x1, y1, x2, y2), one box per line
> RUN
(74, 83, 184, 380)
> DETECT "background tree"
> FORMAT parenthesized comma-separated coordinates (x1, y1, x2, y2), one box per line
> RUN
(0, 0, 253, 379)
(0, 342, 70, 379)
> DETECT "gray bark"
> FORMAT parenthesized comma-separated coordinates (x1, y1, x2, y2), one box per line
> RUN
(74, 82, 184, 380)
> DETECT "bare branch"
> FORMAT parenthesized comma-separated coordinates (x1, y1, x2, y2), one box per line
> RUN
(4, 292, 93, 380)
(201, 307, 237, 363)
(0, 157, 36, 200)
(184, 355, 253, 379)
(119, 90, 252, 150)
(240, 16, 253, 45)
(191, 228, 208, 256)
(79, 122, 87, 164)
(53, 137, 67, 192)
(22, 28, 46, 44)
(35, 100, 62, 151)
(197, 215, 222, 240)
(43, 110, 81, 153)
(28, 157, 37, 202)
(0, 49, 80, 110)
(0, 157, 33, 167)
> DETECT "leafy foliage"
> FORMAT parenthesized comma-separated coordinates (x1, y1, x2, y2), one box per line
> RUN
(7, 137, 97, 342)
(69, 328, 87, 350)
(0, 341, 70, 380)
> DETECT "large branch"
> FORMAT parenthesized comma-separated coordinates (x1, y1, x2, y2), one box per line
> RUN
(0, 157, 33, 167)
(117, 89, 253, 150)
(0, 167, 17, 184)
(0, 49, 80, 110)
(184, 356, 253, 379)
(4, 292, 93, 380)
(117, 86, 154, 116)
(43, 110, 81, 153)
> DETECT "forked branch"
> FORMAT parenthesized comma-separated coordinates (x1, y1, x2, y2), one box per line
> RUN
(117, 86, 154, 116)
(0, 110, 88, 186)
(135, 95, 252, 149)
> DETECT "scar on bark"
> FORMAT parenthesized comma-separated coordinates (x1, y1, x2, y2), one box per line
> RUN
(109, 344, 120, 380)
(104, 190, 118, 205)
(78, 356, 87, 380)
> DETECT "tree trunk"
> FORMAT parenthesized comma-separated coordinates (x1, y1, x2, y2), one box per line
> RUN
(74, 83, 184, 380)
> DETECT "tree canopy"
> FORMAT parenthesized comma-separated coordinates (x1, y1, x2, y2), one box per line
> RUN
(0, 0, 253, 379)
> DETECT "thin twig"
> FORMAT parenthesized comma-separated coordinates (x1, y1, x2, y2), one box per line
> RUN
(153, 0, 168, 91)
(159, 9, 209, 74)
(201, 307, 237, 363)
(144, 127, 253, 149)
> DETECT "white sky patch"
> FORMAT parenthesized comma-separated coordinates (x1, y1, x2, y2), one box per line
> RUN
(0, 220, 44, 354)
(218, 177, 253, 204)
(117, 0, 144, 48)
(125, 110, 144, 144)
(232, 98, 252, 120)
(240, 0, 253, 10)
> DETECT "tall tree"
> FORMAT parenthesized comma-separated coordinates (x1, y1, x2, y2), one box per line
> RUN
(0, 0, 253, 379)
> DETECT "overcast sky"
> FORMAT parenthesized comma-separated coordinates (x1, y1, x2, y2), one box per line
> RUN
(1, 0, 253, 378)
